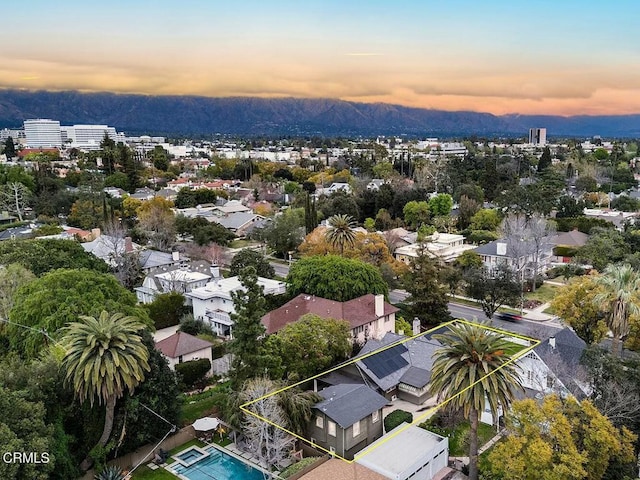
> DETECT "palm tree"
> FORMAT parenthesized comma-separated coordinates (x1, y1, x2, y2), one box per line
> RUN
(62, 311, 150, 470)
(430, 322, 523, 480)
(94, 465, 125, 480)
(325, 214, 356, 255)
(593, 263, 640, 357)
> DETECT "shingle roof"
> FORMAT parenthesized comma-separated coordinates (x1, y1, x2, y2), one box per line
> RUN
(315, 384, 387, 428)
(261, 294, 399, 334)
(155, 331, 213, 358)
(551, 230, 590, 247)
(399, 366, 431, 388)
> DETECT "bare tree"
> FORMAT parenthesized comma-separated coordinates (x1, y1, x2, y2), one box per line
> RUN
(241, 377, 295, 470)
(0, 182, 31, 221)
(526, 214, 555, 291)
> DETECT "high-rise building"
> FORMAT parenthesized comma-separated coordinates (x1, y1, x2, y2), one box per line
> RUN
(61, 124, 118, 150)
(529, 128, 547, 146)
(24, 119, 62, 148)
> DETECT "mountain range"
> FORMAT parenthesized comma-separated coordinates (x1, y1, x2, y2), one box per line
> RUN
(1, 89, 639, 138)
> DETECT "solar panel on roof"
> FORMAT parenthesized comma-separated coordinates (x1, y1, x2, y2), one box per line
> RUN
(361, 343, 409, 378)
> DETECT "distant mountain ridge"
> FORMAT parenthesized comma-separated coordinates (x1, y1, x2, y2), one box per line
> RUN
(1, 89, 639, 138)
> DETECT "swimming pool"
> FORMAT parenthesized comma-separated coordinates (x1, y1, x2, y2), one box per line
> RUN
(170, 445, 267, 480)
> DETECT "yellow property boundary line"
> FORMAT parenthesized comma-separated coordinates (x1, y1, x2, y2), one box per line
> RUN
(240, 318, 541, 464)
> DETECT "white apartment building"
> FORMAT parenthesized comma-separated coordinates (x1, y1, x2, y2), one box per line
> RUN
(24, 119, 62, 148)
(61, 124, 118, 150)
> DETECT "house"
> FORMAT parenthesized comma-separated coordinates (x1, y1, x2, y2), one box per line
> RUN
(81, 233, 140, 266)
(297, 458, 387, 480)
(135, 262, 212, 304)
(340, 331, 441, 402)
(308, 384, 387, 460)
(261, 294, 398, 344)
(394, 233, 475, 264)
(357, 423, 449, 480)
(210, 200, 250, 215)
(155, 331, 214, 376)
(138, 249, 183, 274)
(366, 179, 387, 191)
(186, 274, 286, 338)
(130, 187, 156, 201)
(207, 211, 265, 237)
(473, 238, 552, 277)
(317, 182, 351, 196)
(0, 211, 17, 225)
(550, 229, 589, 263)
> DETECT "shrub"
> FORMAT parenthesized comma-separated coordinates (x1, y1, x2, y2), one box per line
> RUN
(280, 457, 322, 478)
(175, 358, 211, 389)
(384, 409, 413, 432)
(553, 245, 579, 257)
(147, 292, 187, 329)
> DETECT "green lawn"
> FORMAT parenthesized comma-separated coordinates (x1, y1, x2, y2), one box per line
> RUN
(230, 239, 260, 249)
(524, 283, 558, 304)
(420, 419, 496, 456)
(179, 388, 227, 427)
(130, 465, 177, 480)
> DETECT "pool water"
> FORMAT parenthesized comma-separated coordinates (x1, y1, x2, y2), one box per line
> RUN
(175, 447, 208, 466)
(171, 446, 266, 480)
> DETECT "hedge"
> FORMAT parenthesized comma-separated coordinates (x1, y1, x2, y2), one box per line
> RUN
(384, 409, 413, 432)
(175, 358, 211, 388)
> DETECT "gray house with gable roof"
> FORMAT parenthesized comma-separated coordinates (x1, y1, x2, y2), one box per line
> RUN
(308, 384, 387, 460)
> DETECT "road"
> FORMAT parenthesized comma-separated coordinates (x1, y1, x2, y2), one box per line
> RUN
(269, 261, 291, 278)
(390, 289, 562, 341)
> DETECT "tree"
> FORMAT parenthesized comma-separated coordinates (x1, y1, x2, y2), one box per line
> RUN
(61, 311, 150, 470)
(287, 255, 388, 302)
(303, 191, 318, 235)
(67, 198, 103, 230)
(229, 267, 269, 387)
(593, 263, 640, 357)
(230, 249, 275, 278)
(470, 209, 501, 231)
(488, 395, 636, 480)
(136, 197, 175, 250)
(537, 146, 552, 172)
(0, 387, 54, 480)
(550, 276, 607, 344)
(402, 246, 451, 328)
(465, 265, 520, 319)
(575, 175, 598, 193)
(146, 292, 187, 329)
(325, 214, 356, 255)
(0, 182, 31, 221)
(576, 228, 628, 272)
(175, 358, 211, 389)
(7, 268, 149, 358)
(0, 263, 35, 321)
(428, 193, 453, 217)
(457, 195, 481, 230)
(254, 208, 305, 258)
(267, 314, 351, 380)
(239, 377, 296, 469)
(0, 239, 109, 276)
(3, 136, 16, 159)
(403, 200, 430, 229)
(430, 322, 523, 480)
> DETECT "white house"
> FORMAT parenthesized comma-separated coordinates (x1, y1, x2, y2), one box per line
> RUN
(473, 238, 552, 277)
(394, 233, 475, 264)
(185, 275, 286, 338)
(155, 331, 214, 376)
(135, 263, 212, 304)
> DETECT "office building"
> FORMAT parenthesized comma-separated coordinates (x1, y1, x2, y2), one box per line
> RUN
(529, 128, 547, 146)
(24, 119, 62, 148)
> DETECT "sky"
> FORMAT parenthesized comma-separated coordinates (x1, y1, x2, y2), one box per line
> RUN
(2, 0, 640, 116)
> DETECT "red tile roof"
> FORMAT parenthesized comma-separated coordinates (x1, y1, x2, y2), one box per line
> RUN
(261, 293, 398, 334)
(155, 331, 213, 358)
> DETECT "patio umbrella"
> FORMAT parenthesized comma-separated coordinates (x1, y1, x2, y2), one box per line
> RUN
(192, 417, 220, 432)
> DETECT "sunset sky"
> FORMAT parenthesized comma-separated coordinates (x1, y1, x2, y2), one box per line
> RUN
(2, 0, 639, 116)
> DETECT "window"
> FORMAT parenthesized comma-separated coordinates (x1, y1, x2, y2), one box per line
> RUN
(372, 410, 379, 423)
(352, 420, 360, 437)
(315, 416, 324, 429)
(327, 421, 336, 437)
(178, 355, 183, 363)
(546, 375, 555, 389)
(527, 370, 534, 382)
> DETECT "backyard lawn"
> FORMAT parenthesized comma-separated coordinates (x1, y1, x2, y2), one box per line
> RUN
(130, 465, 177, 480)
(421, 419, 497, 456)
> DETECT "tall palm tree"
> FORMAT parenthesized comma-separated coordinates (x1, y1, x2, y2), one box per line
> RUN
(325, 214, 356, 255)
(61, 311, 150, 470)
(593, 263, 640, 357)
(430, 322, 523, 480)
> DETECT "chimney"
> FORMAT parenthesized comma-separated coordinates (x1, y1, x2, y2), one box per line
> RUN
(496, 242, 507, 256)
(172, 251, 180, 261)
(210, 264, 220, 279)
(91, 228, 101, 240)
(412, 317, 420, 335)
(374, 294, 384, 317)
(549, 336, 556, 349)
(124, 236, 133, 253)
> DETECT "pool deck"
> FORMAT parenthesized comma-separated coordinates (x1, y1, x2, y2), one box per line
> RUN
(163, 441, 274, 479)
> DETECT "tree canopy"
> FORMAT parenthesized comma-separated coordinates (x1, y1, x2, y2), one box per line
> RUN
(7, 269, 149, 358)
(286, 255, 388, 302)
(229, 249, 275, 278)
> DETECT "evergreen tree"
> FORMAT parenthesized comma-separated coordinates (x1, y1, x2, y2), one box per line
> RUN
(3, 137, 16, 159)
(229, 267, 269, 388)
(538, 146, 552, 172)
